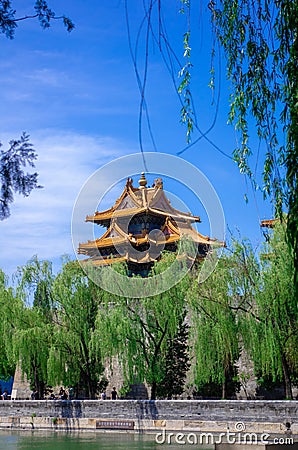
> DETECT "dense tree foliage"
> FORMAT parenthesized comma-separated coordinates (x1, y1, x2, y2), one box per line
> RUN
(241, 222, 298, 399)
(188, 243, 246, 398)
(13, 257, 54, 397)
(188, 224, 297, 399)
(94, 255, 191, 400)
(0, 225, 296, 399)
(0, 270, 18, 379)
(49, 261, 104, 399)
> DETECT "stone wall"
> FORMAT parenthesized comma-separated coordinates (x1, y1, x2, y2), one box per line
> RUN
(11, 365, 32, 400)
(0, 400, 297, 437)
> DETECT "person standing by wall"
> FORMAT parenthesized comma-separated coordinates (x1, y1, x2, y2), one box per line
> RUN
(111, 387, 118, 400)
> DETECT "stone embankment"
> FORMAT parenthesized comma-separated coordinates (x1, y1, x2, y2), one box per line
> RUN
(0, 400, 297, 438)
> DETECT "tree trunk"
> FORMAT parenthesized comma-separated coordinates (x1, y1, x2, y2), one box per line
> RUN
(221, 379, 226, 399)
(88, 380, 96, 399)
(33, 364, 43, 399)
(221, 364, 228, 399)
(282, 354, 293, 399)
(151, 381, 157, 400)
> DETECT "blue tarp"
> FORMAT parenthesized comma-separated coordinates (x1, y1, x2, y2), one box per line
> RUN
(0, 377, 13, 395)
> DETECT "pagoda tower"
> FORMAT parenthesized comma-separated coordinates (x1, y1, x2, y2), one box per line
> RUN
(78, 173, 221, 275)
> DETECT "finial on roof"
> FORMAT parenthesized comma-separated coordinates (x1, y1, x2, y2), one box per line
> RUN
(126, 177, 133, 188)
(154, 177, 163, 189)
(138, 172, 147, 188)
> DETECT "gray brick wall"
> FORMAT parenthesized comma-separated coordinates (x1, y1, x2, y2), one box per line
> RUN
(0, 400, 297, 422)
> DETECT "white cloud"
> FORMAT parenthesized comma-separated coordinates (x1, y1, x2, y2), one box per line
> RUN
(0, 129, 130, 280)
(25, 68, 72, 88)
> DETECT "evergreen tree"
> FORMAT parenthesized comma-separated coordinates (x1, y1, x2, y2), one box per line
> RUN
(156, 318, 190, 399)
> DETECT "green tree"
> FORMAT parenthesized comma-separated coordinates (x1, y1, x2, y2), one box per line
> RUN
(188, 257, 238, 398)
(49, 261, 104, 399)
(11, 306, 51, 398)
(94, 254, 191, 400)
(0, 269, 18, 379)
(16, 255, 54, 312)
(242, 221, 298, 399)
(188, 228, 297, 399)
(188, 236, 261, 398)
(13, 256, 54, 398)
(10, 257, 105, 399)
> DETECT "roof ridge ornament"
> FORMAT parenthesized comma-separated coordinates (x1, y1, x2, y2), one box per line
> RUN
(126, 177, 133, 188)
(138, 172, 147, 188)
(154, 177, 163, 189)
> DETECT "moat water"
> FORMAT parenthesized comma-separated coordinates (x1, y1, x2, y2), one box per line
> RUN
(0, 431, 207, 449)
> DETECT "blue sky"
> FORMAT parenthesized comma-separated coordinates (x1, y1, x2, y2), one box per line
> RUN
(0, 0, 274, 281)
